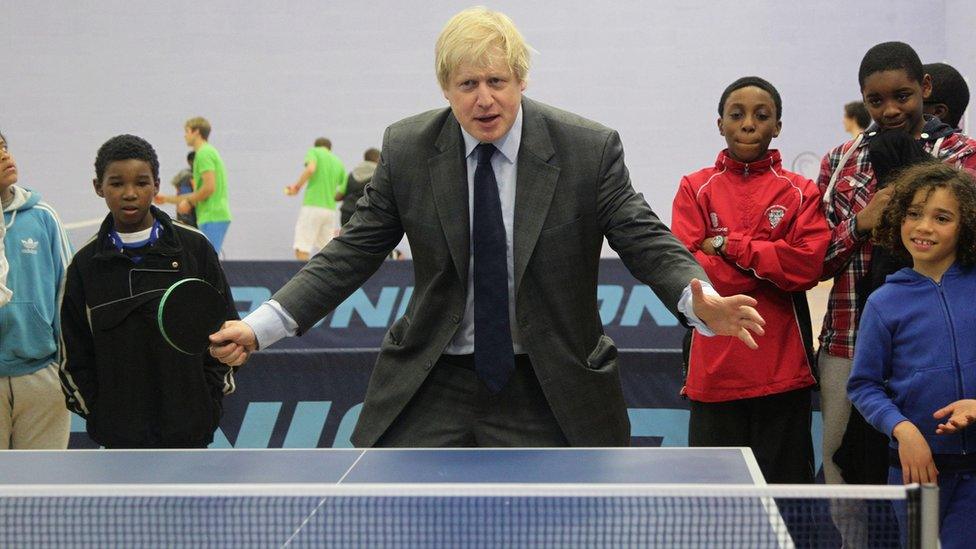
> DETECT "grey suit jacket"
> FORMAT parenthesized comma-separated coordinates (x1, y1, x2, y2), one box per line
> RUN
(273, 97, 708, 446)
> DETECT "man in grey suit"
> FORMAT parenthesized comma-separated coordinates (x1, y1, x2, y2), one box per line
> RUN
(210, 7, 765, 447)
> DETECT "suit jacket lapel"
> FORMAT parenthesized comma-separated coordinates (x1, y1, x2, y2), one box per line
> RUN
(514, 98, 560, 294)
(429, 114, 470, 284)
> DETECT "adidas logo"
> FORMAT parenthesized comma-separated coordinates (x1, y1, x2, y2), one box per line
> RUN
(21, 238, 39, 254)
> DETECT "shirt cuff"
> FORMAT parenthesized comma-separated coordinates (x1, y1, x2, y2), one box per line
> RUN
(847, 215, 869, 242)
(243, 300, 299, 350)
(677, 282, 719, 337)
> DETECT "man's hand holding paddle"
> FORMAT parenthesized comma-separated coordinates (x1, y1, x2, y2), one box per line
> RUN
(209, 321, 257, 367)
(690, 278, 766, 349)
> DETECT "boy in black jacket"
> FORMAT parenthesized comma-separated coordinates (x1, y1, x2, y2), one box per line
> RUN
(59, 134, 237, 448)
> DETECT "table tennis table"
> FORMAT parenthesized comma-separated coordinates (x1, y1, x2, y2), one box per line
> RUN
(0, 446, 764, 486)
(0, 447, 917, 548)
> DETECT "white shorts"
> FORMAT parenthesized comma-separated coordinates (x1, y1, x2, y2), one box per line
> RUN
(293, 206, 337, 253)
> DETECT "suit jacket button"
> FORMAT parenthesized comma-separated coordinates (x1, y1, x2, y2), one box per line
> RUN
(172, 261, 179, 268)
(425, 360, 433, 370)
(451, 314, 460, 324)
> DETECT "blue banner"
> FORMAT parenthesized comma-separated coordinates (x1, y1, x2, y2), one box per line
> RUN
(224, 259, 687, 351)
(66, 260, 744, 451)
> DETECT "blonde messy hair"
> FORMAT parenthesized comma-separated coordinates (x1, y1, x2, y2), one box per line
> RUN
(435, 7, 531, 90)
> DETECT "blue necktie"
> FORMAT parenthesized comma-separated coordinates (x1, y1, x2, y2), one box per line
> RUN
(472, 143, 515, 393)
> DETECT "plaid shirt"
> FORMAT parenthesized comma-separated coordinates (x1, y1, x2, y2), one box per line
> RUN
(818, 121, 976, 358)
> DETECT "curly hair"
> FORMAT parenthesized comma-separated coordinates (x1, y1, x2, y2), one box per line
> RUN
(874, 162, 976, 267)
(435, 7, 531, 90)
(94, 134, 160, 183)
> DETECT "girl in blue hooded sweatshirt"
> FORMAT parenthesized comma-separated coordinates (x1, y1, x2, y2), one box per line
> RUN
(849, 161, 976, 548)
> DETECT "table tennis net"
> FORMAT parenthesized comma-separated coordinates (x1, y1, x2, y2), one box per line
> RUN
(0, 483, 932, 548)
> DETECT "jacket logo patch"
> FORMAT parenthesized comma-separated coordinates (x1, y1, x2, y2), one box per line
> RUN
(709, 212, 720, 228)
(765, 206, 786, 229)
(21, 238, 39, 255)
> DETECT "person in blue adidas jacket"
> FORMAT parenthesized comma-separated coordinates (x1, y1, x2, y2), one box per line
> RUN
(0, 129, 72, 449)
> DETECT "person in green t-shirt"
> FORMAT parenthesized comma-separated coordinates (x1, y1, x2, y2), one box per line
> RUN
(285, 137, 346, 261)
(156, 116, 232, 253)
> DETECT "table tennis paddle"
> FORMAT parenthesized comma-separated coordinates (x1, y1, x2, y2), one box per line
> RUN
(157, 278, 227, 355)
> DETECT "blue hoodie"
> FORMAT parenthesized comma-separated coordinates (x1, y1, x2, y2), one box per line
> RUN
(849, 263, 976, 457)
(0, 185, 71, 377)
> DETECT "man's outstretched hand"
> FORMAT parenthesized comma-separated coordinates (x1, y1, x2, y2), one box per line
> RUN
(209, 320, 258, 367)
(690, 278, 766, 349)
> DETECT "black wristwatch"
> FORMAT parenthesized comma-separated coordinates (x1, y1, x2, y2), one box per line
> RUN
(711, 235, 726, 256)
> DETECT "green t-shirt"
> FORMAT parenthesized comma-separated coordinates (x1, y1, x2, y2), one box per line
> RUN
(193, 142, 232, 224)
(302, 147, 347, 209)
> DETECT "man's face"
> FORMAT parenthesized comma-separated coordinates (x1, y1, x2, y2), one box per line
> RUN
(861, 70, 931, 137)
(443, 59, 525, 143)
(184, 126, 198, 147)
(718, 86, 781, 163)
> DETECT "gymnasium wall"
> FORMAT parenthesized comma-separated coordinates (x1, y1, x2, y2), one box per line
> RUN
(1, 0, 965, 258)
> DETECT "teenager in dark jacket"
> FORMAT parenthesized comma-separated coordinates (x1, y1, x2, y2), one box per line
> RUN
(60, 135, 237, 448)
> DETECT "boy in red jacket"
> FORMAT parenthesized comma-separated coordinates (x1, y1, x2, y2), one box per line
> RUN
(671, 76, 830, 483)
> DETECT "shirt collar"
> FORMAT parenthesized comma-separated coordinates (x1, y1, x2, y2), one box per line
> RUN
(460, 105, 523, 164)
(716, 149, 781, 174)
(859, 115, 958, 149)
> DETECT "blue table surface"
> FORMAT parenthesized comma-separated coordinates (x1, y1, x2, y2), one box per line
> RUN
(0, 447, 763, 486)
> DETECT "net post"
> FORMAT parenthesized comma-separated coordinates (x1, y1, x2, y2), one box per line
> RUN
(918, 482, 939, 549)
(906, 484, 920, 549)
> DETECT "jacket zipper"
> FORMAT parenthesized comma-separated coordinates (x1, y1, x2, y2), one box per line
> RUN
(680, 332, 694, 398)
(935, 281, 968, 453)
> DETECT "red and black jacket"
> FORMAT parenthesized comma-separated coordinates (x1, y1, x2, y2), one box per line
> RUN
(671, 150, 829, 402)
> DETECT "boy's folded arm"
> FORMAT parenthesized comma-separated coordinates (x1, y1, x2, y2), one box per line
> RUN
(692, 252, 760, 295)
(670, 181, 759, 296)
(722, 196, 832, 291)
